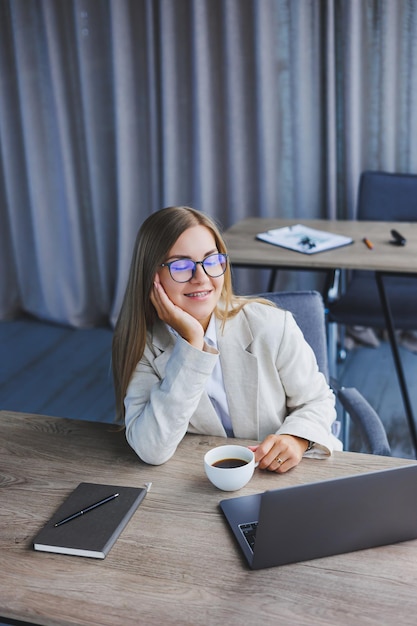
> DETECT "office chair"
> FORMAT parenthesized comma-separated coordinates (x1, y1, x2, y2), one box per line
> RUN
(328, 171, 417, 330)
(327, 171, 417, 454)
(257, 290, 391, 456)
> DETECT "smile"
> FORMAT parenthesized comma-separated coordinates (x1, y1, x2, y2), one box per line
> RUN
(185, 291, 211, 298)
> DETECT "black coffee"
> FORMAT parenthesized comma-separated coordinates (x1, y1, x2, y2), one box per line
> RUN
(212, 458, 248, 469)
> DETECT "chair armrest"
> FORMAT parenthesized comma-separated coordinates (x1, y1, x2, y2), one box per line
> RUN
(335, 386, 391, 456)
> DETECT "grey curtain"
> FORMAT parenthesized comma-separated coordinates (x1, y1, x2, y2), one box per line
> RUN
(1, 0, 417, 327)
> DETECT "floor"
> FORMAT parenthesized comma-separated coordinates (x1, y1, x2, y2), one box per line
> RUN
(0, 316, 115, 424)
(1, 316, 416, 460)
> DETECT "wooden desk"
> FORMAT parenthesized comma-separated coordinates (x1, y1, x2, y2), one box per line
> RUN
(1, 411, 417, 626)
(224, 218, 417, 455)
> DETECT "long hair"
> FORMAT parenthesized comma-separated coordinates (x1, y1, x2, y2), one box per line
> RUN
(112, 206, 270, 423)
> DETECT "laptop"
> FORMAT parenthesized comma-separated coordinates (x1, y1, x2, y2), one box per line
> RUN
(219, 464, 417, 570)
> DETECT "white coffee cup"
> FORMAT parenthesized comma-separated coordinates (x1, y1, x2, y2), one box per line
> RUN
(204, 444, 257, 491)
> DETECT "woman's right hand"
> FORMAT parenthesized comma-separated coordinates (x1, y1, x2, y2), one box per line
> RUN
(151, 278, 205, 350)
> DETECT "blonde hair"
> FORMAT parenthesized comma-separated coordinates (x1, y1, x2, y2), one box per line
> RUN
(112, 206, 272, 423)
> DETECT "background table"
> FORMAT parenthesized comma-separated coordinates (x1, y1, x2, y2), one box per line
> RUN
(223, 218, 417, 273)
(1, 410, 417, 626)
(224, 218, 417, 456)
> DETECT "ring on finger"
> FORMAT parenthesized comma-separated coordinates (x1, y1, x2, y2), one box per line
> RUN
(275, 456, 283, 465)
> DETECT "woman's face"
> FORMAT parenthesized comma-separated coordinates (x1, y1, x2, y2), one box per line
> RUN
(158, 225, 225, 330)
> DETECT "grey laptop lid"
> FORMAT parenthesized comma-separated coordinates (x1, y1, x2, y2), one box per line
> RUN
(219, 464, 417, 570)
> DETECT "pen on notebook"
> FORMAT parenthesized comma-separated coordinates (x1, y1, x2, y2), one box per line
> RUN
(54, 493, 119, 527)
(362, 237, 373, 250)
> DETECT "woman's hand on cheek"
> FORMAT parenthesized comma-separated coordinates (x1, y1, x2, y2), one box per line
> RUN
(151, 279, 205, 350)
(150, 275, 170, 321)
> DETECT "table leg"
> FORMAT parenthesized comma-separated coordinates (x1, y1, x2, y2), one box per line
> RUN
(267, 269, 277, 291)
(375, 272, 417, 457)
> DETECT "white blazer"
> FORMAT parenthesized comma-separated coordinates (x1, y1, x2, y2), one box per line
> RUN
(124, 302, 342, 464)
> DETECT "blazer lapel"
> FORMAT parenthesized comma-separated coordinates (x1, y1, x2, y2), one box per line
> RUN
(216, 315, 259, 440)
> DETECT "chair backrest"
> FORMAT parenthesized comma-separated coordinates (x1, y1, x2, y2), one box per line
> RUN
(257, 291, 329, 381)
(358, 171, 417, 221)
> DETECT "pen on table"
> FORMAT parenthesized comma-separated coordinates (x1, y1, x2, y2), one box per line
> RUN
(54, 492, 120, 527)
(362, 237, 373, 250)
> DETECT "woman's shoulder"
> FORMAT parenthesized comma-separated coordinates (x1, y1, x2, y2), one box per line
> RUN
(235, 298, 289, 327)
(232, 299, 303, 347)
(221, 298, 295, 347)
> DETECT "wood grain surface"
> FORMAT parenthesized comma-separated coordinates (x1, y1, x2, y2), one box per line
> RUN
(1, 410, 417, 626)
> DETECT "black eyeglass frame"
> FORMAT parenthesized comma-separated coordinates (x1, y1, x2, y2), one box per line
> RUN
(160, 253, 229, 283)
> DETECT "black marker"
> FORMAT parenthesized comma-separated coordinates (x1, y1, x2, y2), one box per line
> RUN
(390, 229, 406, 246)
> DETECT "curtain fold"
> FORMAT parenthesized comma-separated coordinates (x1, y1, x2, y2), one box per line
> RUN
(1, 0, 417, 327)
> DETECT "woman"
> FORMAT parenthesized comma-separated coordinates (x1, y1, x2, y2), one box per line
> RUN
(112, 206, 342, 471)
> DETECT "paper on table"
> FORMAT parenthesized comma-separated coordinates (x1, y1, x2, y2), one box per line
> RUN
(256, 224, 353, 255)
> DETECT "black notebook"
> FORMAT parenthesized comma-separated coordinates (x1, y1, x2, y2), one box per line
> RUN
(33, 482, 149, 559)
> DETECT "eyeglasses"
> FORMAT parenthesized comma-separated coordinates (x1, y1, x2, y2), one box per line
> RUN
(160, 253, 228, 283)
